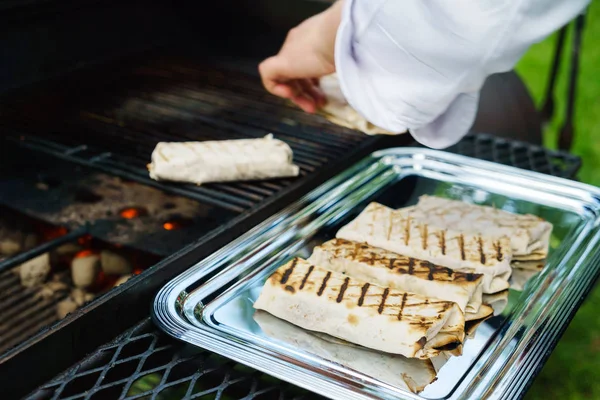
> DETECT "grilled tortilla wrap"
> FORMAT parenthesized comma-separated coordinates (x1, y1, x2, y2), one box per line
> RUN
(307, 239, 485, 316)
(318, 74, 397, 135)
(254, 258, 465, 359)
(510, 268, 541, 291)
(482, 290, 509, 316)
(148, 134, 299, 185)
(253, 310, 438, 394)
(512, 259, 546, 271)
(336, 202, 512, 294)
(413, 195, 553, 259)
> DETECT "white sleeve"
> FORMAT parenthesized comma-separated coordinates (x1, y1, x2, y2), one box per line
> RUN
(334, 0, 589, 149)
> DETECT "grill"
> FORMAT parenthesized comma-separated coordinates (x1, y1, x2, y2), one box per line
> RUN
(0, 0, 584, 398)
(2, 56, 375, 213)
(22, 135, 580, 400)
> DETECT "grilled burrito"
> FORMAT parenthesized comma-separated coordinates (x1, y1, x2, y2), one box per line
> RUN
(254, 258, 465, 359)
(307, 239, 485, 318)
(413, 195, 553, 261)
(318, 74, 397, 135)
(148, 134, 300, 185)
(253, 310, 438, 394)
(336, 202, 512, 294)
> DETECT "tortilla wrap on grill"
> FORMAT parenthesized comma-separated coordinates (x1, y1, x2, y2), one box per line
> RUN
(254, 258, 465, 359)
(148, 134, 299, 185)
(253, 310, 438, 394)
(318, 74, 397, 135)
(307, 238, 485, 317)
(412, 195, 553, 260)
(336, 202, 512, 294)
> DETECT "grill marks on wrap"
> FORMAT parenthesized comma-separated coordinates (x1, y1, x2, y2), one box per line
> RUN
(378, 288, 390, 314)
(268, 259, 458, 330)
(336, 277, 350, 303)
(299, 265, 314, 290)
(317, 271, 332, 296)
(320, 239, 482, 283)
(280, 259, 298, 285)
(358, 283, 370, 306)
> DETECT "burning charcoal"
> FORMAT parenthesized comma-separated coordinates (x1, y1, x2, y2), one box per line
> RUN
(0, 239, 21, 256)
(56, 298, 78, 319)
(71, 254, 101, 289)
(101, 250, 132, 275)
(55, 242, 83, 255)
(19, 253, 51, 288)
(70, 288, 95, 306)
(113, 274, 132, 288)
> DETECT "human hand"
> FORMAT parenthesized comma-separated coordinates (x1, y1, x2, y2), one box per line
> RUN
(258, 1, 343, 113)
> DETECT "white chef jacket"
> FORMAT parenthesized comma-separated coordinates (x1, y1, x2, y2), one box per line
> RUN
(335, 0, 589, 148)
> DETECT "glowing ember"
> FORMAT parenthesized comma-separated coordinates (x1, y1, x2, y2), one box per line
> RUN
(120, 208, 140, 219)
(74, 249, 95, 259)
(41, 226, 68, 241)
(119, 207, 148, 219)
(78, 234, 93, 246)
(162, 218, 192, 231)
(133, 268, 143, 275)
(163, 222, 176, 230)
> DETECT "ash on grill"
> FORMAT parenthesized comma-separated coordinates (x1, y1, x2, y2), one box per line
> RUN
(0, 212, 159, 354)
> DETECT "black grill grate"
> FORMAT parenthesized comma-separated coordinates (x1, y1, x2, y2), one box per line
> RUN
(25, 133, 580, 400)
(3, 57, 375, 213)
(30, 319, 313, 400)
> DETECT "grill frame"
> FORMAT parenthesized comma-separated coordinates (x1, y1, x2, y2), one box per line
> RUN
(6, 133, 581, 400)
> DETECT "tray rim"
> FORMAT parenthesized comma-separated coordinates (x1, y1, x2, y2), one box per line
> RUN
(153, 147, 600, 400)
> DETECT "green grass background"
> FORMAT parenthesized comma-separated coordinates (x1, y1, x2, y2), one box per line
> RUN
(516, 2, 599, 399)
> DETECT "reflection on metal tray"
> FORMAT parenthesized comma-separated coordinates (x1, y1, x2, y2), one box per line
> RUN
(153, 148, 600, 400)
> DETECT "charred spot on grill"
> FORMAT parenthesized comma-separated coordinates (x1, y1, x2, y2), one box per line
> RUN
(477, 236, 486, 264)
(378, 288, 390, 314)
(396, 292, 408, 321)
(279, 259, 298, 285)
(421, 224, 428, 250)
(433, 341, 461, 351)
(458, 234, 466, 260)
(336, 277, 350, 303)
(317, 271, 331, 296)
(439, 230, 446, 255)
(358, 283, 370, 306)
(284, 285, 295, 293)
(416, 336, 427, 350)
(408, 258, 415, 275)
(299, 265, 314, 290)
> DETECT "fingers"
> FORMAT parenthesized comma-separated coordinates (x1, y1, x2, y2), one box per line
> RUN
(299, 79, 325, 108)
(258, 57, 325, 113)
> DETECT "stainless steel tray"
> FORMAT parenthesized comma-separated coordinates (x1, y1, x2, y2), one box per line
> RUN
(153, 148, 600, 400)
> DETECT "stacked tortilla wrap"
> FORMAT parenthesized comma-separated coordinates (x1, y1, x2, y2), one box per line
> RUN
(336, 202, 513, 294)
(254, 258, 465, 359)
(254, 310, 441, 394)
(253, 194, 552, 394)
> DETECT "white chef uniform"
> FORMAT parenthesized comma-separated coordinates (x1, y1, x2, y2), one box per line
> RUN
(335, 0, 590, 148)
